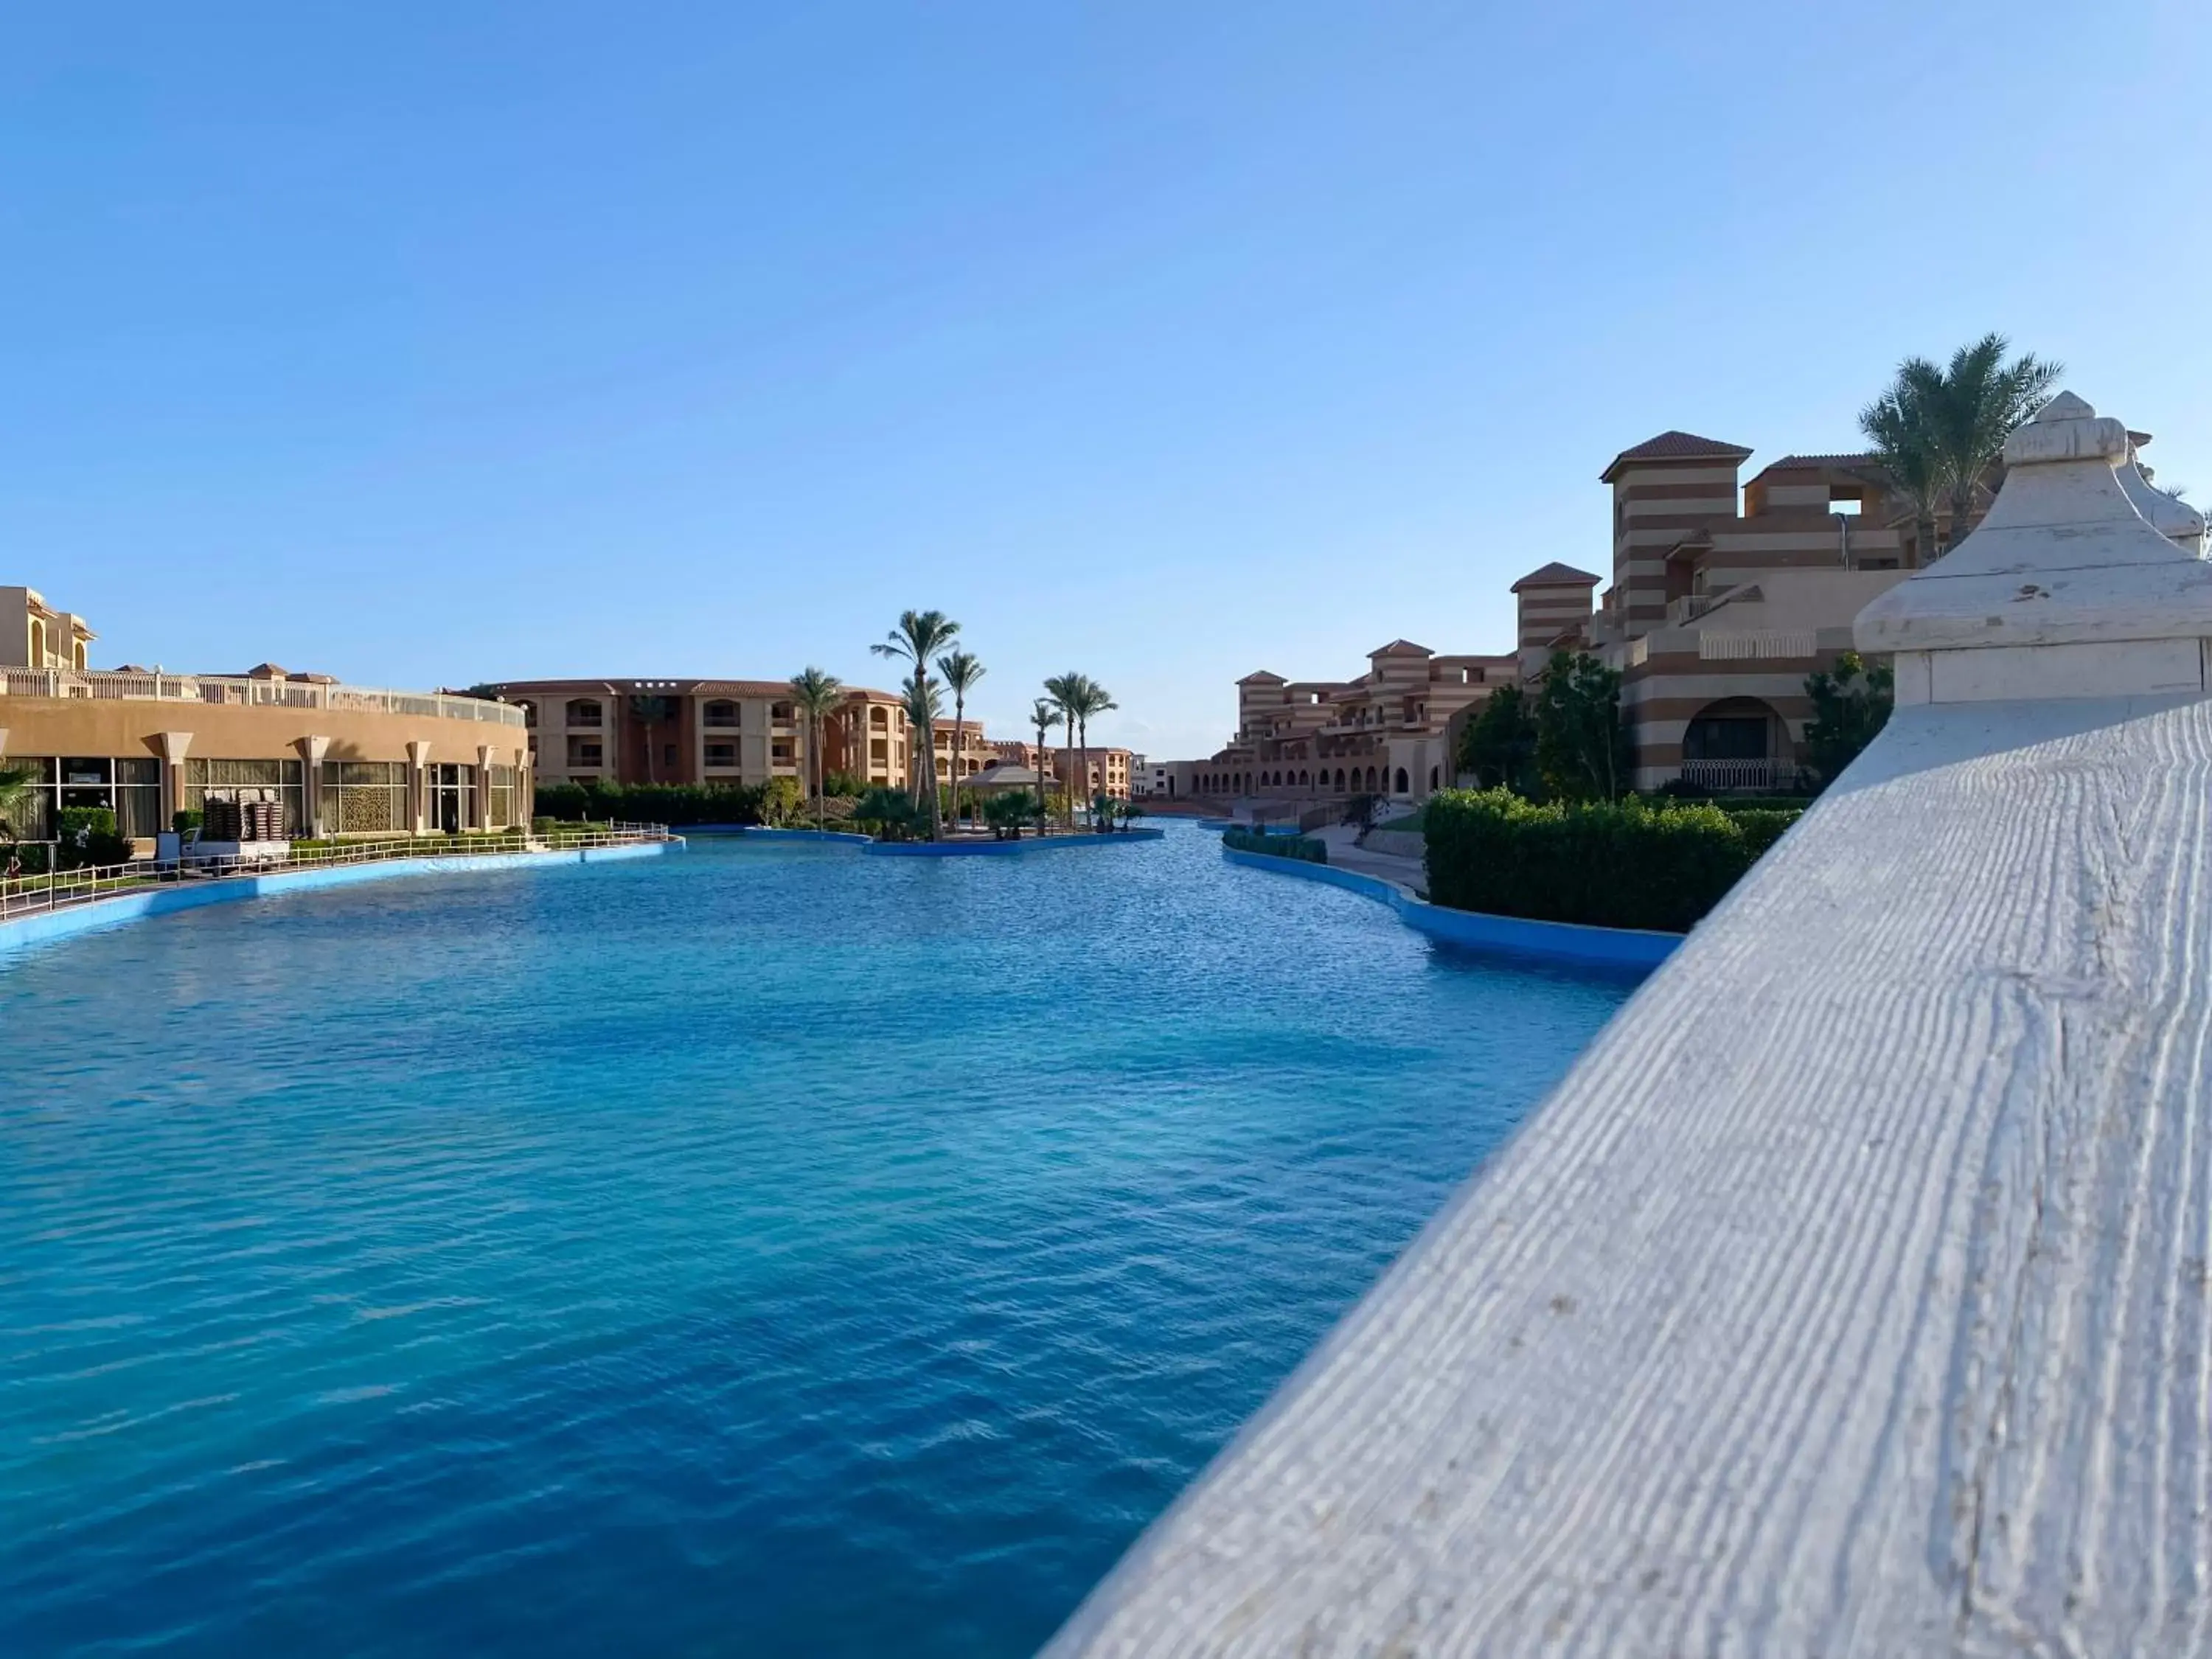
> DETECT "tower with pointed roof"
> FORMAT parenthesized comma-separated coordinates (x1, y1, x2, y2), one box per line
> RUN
(1600, 431, 1754, 640)
(1510, 563, 1602, 680)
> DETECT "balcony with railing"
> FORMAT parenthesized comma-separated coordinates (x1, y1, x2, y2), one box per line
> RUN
(0, 668, 527, 727)
(1676, 756, 1795, 793)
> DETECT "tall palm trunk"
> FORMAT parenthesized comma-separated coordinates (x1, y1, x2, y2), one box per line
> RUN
(1077, 713, 1091, 831)
(918, 686, 938, 836)
(1031, 704, 1053, 837)
(950, 689, 964, 832)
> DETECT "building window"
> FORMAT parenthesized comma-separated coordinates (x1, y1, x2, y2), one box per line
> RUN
(1683, 714, 1769, 760)
(426, 762, 476, 834)
(567, 737, 603, 768)
(518, 701, 538, 727)
(1, 756, 158, 841)
(186, 758, 305, 836)
(321, 760, 408, 835)
(705, 742, 737, 768)
(664, 742, 676, 770)
(703, 700, 737, 728)
(773, 741, 795, 763)
(566, 698, 602, 727)
(487, 765, 520, 830)
(771, 702, 794, 723)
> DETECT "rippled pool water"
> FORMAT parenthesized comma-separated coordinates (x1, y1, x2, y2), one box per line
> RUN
(1, 826, 1630, 1658)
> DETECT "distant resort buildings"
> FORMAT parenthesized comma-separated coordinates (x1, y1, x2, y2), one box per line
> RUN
(1150, 422, 2205, 804)
(486, 676, 1137, 801)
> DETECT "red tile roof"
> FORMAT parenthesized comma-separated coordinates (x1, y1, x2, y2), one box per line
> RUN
(1759, 452, 1884, 473)
(1600, 430, 1753, 482)
(1510, 561, 1602, 591)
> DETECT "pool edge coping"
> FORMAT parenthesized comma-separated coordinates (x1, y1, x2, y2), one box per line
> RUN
(0, 841, 681, 964)
(1220, 845, 1679, 973)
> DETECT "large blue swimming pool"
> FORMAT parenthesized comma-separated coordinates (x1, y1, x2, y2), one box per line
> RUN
(0, 826, 1630, 1658)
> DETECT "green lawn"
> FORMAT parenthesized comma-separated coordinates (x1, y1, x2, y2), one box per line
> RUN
(1371, 804, 1427, 835)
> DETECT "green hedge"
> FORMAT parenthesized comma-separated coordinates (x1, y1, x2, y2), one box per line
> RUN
(1424, 788, 1801, 933)
(535, 781, 857, 828)
(1223, 826, 1327, 864)
(536, 781, 767, 827)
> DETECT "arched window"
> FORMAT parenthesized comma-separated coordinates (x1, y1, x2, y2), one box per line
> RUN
(1684, 698, 1775, 761)
(1394, 768, 1410, 794)
(518, 701, 538, 728)
(870, 707, 889, 728)
(566, 698, 602, 727)
(1428, 765, 1439, 791)
(703, 700, 737, 728)
(1298, 770, 1309, 787)
(771, 702, 795, 722)
(1365, 766, 1378, 791)
(1334, 768, 1346, 791)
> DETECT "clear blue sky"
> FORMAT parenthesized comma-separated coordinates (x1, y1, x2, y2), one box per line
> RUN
(6, 1, 2207, 761)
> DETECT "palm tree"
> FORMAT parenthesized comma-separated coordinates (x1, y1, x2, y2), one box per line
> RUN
(1861, 335, 2061, 560)
(872, 610, 960, 838)
(900, 670, 945, 828)
(627, 692, 676, 783)
(1065, 676, 1118, 830)
(1030, 698, 1060, 835)
(788, 667, 844, 832)
(1858, 360, 1947, 566)
(936, 650, 986, 835)
(1043, 673, 1082, 829)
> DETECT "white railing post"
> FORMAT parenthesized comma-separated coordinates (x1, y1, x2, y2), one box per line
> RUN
(1046, 394, 2212, 1656)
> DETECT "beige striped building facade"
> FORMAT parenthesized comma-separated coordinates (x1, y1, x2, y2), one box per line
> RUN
(1157, 434, 1938, 804)
(1585, 434, 1919, 791)
(1146, 421, 2202, 804)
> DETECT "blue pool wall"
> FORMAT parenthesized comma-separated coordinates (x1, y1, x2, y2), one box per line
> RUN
(860, 828, 1165, 858)
(0, 842, 677, 962)
(1220, 846, 1677, 973)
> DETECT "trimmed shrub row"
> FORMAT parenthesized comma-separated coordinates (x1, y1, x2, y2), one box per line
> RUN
(1424, 788, 1800, 933)
(535, 781, 857, 829)
(1223, 827, 1327, 865)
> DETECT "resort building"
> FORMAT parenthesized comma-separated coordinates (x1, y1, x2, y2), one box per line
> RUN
(1151, 641, 1516, 804)
(485, 678, 914, 791)
(4, 585, 95, 674)
(1152, 423, 2205, 802)
(987, 740, 1135, 800)
(1575, 434, 1920, 790)
(0, 584, 532, 845)
(930, 719, 992, 790)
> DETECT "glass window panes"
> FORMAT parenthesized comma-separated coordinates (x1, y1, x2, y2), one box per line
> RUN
(184, 758, 303, 836)
(320, 760, 408, 835)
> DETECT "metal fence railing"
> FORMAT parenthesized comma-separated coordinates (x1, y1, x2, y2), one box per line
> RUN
(0, 821, 677, 923)
(0, 668, 528, 728)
